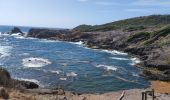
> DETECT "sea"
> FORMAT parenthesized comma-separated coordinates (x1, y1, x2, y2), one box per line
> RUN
(0, 25, 150, 93)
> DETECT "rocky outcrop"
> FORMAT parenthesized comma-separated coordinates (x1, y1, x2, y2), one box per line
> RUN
(10, 27, 24, 35)
(27, 28, 71, 39)
(0, 67, 39, 89)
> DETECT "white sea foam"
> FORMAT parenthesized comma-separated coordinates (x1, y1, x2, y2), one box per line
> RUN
(19, 53, 30, 56)
(132, 72, 139, 77)
(22, 57, 52, 68)
(66, 72, 77, 77)
(60, 77, 67, 81)
(102, 50, 128, 55)
(0, 46, 12, 58)
(50, 70, 61, 74)
(17, 78, 39, 84)
(110, 57, 129, 60)
(10, 33, 25, 39)
(70, 41, 84, 46)
(74, 41, 83, 45)
(39, 39, 60, 43)
(0, 32, 10, 36)
(96, 64, 117, 71)
(130, 58, 141, 66)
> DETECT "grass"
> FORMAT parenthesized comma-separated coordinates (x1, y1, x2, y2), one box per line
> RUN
(73, 15, 170, 32)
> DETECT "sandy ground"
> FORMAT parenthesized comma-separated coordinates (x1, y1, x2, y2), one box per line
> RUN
(151, 81, 170, 94)
(0, 88, 168, 100)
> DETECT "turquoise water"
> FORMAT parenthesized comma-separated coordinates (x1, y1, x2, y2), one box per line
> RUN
(0, 28, 150, 93)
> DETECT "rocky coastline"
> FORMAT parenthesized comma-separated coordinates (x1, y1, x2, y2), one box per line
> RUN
(8, 15, 170, 81)
(24, 26, 170, 81)
(1, 15, 170, 99)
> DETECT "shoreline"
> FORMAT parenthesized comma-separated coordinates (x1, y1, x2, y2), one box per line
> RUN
(2, 87, 170, 100)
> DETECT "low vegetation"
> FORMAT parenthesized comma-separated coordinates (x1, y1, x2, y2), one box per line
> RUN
(73, 15, 170, 32)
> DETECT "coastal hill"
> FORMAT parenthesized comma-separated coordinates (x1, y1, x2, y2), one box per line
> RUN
(73, 15, 170, 32)
(25, 15, 170, 81)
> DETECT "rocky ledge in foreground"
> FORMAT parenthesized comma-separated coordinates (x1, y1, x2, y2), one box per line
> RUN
(0, 67, 39, 89)
(25, 15, 170, 81)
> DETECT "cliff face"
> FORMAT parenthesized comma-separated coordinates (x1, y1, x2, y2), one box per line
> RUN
(25, 15, 170, 81)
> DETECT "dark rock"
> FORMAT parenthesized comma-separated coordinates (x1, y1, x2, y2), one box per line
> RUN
(140, 70, 170, 81)
(20, 81, 39, 89)
(11, 27, 24, 35)
(27, 28, 71, 39)
(0, 68, 11, 86)
(0, 87, 9, 99)
(0, 67, 39, 89)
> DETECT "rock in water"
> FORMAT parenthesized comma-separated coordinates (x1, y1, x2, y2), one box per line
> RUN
(11, 27, 24, 35)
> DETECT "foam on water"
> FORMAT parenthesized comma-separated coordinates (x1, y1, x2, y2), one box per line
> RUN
(60, 77, 67, 81)
(66, 72, 77, 77)
(110, 57, 129, 60)
(39, 39, 60, 43)
(70, 41, 84, 46)
(0, 46, 12, 58)
(15, 78, 45, 87)
(22, 57, 52, 68)
(17, 78, 39, 84)
(19, 53, 30, 56)
(96, 64, 117, 71)
(10, 33, 24, 39)
(130, 58, 141, 66)
(132, 72, 139, 77)
(102, 50, 128, 55)
(50, 70, 61, 74)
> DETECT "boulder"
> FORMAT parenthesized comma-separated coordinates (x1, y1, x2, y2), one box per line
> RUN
(0, 87, 9, 99)
(0, 67, 39, 89)
(11, 27, 23, 34)
(0, 68, 11, 86)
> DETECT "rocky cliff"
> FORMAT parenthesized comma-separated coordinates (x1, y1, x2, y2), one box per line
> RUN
(0, 67, 39, 89)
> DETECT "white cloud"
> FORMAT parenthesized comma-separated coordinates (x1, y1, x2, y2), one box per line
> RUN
(95, 1, 119, 6)
(126, 8, 153, 12)
(133, 0, 170, 6)
(77, 0, 88, 2)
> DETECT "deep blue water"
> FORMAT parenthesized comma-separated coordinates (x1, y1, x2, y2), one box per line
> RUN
(0, 27, 150, 93)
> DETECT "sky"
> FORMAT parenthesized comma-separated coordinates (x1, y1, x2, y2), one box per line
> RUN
(0, 0, 170, 28)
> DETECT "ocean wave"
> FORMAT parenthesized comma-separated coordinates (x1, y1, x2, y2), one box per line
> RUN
(66, 72, 77, 77)
(132, 72, 139, 77)
(70, 41, 84, 45)
(50, 70, 61, 74)
(10, 33, 26, 39)
(0, 46, 12, 58)
(17, 78, 39, 84)
(110, 57, 129, 60)
(15, 78, 45, 87)
(101, 50, 128, 55)
(59, 77, 67, 81)
(130, 58, 141, 66)
(19, 53, 30, 56)
(39, 39, 60, 43)
(96, 64, 117, 71)
(35, 69, 61, 74)
(22, 57, 52, 68)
